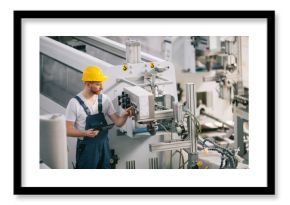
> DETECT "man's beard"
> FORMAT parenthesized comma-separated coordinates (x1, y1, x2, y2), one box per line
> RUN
(91, 88, 101, 95)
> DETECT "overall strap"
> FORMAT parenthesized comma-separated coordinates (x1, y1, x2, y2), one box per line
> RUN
(98, 94, 103, 113)
(74, 96, 91, 115)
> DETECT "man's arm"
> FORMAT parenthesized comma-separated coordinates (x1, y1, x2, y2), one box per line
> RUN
(109, 106, 135, 127)
(66, 121, 99, 138)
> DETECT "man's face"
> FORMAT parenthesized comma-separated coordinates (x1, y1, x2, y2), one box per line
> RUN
(89, 81, 103, 94)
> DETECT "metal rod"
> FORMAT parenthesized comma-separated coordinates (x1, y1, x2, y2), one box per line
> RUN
(142, 81, 173, 86)
(156, 75, 170, 82)
(185, 83, 197, 154)
(154, 158, 157, 169)
(185, 83, 198, 169)
(117, 78, 173, 92)
(149, 140, 191, 152)
(116, 78, 138, 86)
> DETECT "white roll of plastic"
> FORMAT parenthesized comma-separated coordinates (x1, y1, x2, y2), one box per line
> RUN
(40, 113, 68, 169)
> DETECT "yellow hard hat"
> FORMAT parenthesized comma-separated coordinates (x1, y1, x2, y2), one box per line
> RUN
(81, 65, 108, 82)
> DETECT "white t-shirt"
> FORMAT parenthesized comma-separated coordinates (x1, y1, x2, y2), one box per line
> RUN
(65, 92, 116, 131)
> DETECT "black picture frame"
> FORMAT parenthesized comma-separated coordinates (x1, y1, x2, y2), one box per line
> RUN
(14, 10, 275, 195)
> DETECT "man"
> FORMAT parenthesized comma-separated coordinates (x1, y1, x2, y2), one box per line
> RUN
(65, 65, 134, 169)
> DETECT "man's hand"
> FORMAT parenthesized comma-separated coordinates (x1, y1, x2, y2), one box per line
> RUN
(124, 106, 135, 117)
(109, 106, 136, 127)
(85, 129, 99, 137)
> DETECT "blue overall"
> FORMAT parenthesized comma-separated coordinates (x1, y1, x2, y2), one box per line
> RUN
(74, 94, 111, 169)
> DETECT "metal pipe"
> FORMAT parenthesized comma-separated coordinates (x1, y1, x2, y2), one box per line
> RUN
(185, 83, 197, 153)
(149, 140, 192, 152)
(142, 81, 173, 86)
(185, 83, 198, 168)
(173, 102, 184, 124)
(116, 78, 138, 86)
(116, 77, 172, 88)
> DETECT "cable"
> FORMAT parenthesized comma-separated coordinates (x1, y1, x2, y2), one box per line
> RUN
(191, 116, 202, 135)
(185, 109, 237, 168)
(178, 149, 186, 169)
(201, 138, 237, 169)
(172, 149, 186, 169)
(156, 122, 171, 134)
(154, 103, 170, 110)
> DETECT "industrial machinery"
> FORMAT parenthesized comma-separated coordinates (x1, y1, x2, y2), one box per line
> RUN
(194, 36, 249, 165)
(166, 36, 249, 168)
(203, 37, 245, 102)
(40, 36, 248, 169)
(233, 94, 249, 162)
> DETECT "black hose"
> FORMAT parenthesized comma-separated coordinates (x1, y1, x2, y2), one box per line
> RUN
(200, 138, 237, 169)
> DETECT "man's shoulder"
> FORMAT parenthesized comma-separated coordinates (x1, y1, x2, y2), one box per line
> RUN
(69, 97, 78, 103)
(70, 92, 83, 103)
(67, 96, 81, 108)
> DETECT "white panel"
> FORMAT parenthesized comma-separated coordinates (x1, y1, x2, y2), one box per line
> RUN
(40, 36, 113, 72)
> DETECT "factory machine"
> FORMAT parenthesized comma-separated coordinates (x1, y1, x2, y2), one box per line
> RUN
(200, 37, 249, 163)
(40, 36, 247, 169)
